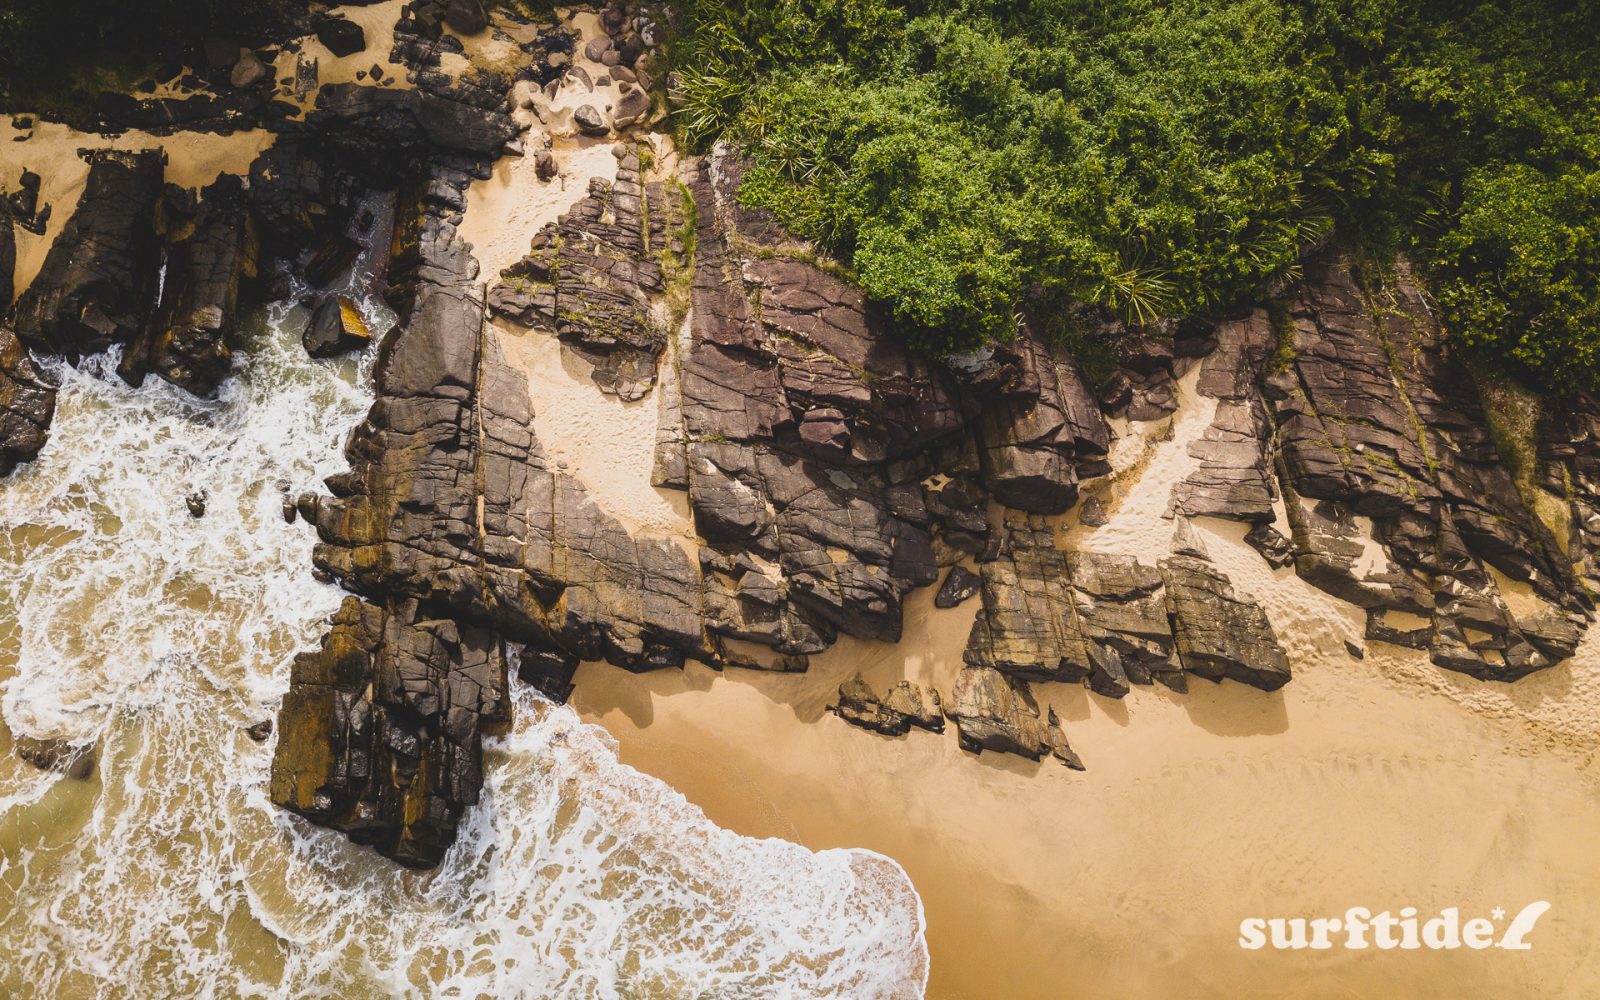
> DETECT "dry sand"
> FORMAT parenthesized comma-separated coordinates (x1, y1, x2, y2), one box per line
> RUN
(0, 121, 274, 303)
(453, 22, 1600, 999)
(564, 370, 1600, 998)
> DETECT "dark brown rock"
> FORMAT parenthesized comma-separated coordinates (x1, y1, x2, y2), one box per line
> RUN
(303, 295, 372, 357)
(831, 672, 943, 736)
(0, 323, 53, 477)
(1161, 553, 1290, 691)
(13, 150, 163, 360)
(946, 666, 1079, 766)
(934, 565, 981, 609)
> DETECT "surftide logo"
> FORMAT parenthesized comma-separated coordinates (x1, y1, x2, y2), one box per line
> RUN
(1239, 902, 1552, 951)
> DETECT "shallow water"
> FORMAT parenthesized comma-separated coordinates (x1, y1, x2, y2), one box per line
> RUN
(0, 296, 927, 998)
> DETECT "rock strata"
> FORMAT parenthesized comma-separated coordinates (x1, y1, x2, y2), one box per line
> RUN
(0, 323, 55, 476)
(946, 666, 1083, 768)
(831, 672, 943, 736)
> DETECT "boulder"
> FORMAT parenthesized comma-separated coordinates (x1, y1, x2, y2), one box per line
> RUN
(573, 103, 610, 136)
(612, 87, 651, 128)
(314, 15, 367, 57)
(231, 50, 272, 89)
(302, 295, 372, 357)
(934, 565, 981, 609)
(444, 0, 489, 35)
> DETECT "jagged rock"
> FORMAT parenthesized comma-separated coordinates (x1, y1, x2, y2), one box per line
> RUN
(1171, 518, 1209, 559)
(13, 150, 163, 359)
(947, 666, 1077, 766)
(1244, 522, 1294, 569)
(934, 565, 981, 609)
(830, 672, 942, 736)
(270, 595, 509, 868)
(123, 175, 254, 394)
(650, 151, 961, 650)
(315, 15, 367, 57)
(1161, 554, 1291, 691)
(964, 514, 1092, 681)
(0, 323, 55, 477)
(302, 295, 372, 357)
(1170, 309, 1279, 522)
(964, 327, 1110, 514)
(281, 165, 721, 868)
(14, 735, 95, 779)
(1064, 551, 1181, 691)
(1265, 258, 1581, 678)
(1086, 644, 1131, 698)
(246, 720, 273, 742)
(186, 491, 207, 518)
(488, 147, 676, 400)
(1046, 708, 1086, 770)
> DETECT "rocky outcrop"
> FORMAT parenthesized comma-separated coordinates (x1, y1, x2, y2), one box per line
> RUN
(1265, 259, 1586, 679)
(122, 175, 256, 394)
(964, 515, 1289, 696)
(302, 295, 372, 357)
(1170, 309, 1279, 523)
(269, 596, 509, 868)
(12, 150, 164, 360)
(276, 152, 721, 863)
(654, 152, 966, 651)
(831, 672, 943, 736)
(954, 332, 1110, 514)
(946, 667, 1083, 769)
(0, 323, 55, 476)
(488, 145, 679, 400)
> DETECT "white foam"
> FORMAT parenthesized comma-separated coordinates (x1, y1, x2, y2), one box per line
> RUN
(0, 280, 926, 997)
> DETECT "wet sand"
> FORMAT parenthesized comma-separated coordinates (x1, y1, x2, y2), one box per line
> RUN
(447, 13, 1600, 995)
(573, 588, 1600, 999)
(557, 369, 1600, 998)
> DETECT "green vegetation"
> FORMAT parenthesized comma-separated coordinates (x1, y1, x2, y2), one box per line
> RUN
(668, 0, 1600, 392)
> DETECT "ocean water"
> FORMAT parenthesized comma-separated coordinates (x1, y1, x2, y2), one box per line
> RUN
(0, 294, 927, 998)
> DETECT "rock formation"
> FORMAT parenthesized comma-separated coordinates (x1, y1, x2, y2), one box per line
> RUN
(7, 0, 1585, 862)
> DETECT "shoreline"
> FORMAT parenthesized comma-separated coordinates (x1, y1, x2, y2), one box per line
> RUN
(573, 596, 1600, 999)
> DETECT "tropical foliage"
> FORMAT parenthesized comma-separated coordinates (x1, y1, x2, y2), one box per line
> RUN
(669, 0, 1600, 391)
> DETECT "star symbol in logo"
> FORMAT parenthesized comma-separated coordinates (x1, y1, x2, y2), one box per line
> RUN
(1492, 907, 1507, 920)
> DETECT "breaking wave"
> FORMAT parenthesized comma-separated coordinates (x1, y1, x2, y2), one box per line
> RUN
(0, 293, 927, 998)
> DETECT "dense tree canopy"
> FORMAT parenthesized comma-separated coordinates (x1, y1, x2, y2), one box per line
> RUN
(670, 0, 1600, 393)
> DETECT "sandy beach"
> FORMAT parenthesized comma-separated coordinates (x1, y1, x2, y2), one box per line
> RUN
(572, 593, 1600, 999)
(443, 33, 1600, 991)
